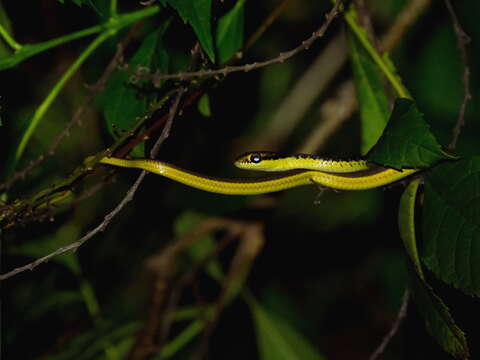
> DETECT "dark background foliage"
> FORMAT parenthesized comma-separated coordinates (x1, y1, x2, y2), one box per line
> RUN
(2, 0, 479, 359)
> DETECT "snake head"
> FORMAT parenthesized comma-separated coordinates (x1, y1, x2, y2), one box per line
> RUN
(234, 151, 281, 171)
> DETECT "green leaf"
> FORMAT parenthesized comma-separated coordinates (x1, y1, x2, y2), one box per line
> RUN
(197, 94, 211, 117)
(422, 156, 480, 296)
(367, 98, 452, 169)
(409, 270, 469, 359)
(246, 296, 325, 360)
(347, 28, 389, 155)
(167, 0, 215, 62)
(216, 0, 245, 64)
(398, 180, 469, 359)
(97, 26, 168, 156)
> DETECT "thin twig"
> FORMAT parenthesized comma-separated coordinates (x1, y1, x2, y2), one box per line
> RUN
(150, 87, 186, 157)
(369, 288, 410, 360)
(124, 0, 342, 83)
(0, 87, 186, 281)
(0, 171, 146, 281)
(0, 24, 141, 191)
(445, 0, 471, 151)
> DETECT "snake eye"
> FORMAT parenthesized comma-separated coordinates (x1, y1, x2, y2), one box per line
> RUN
(250, 154, 262, 164)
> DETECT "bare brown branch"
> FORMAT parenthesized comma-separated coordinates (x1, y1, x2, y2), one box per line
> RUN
(369, 288, 410, 360)
(445, 0, 471, 151)
(150, 87, 186, 158)
(124, 0, 342, 84)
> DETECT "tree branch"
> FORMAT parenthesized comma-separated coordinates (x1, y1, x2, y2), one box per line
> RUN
(123, 0, 342, 84)
(445, 0, 471, 151)
(369, 288, 410, 360)
(0, 87, 186, 281)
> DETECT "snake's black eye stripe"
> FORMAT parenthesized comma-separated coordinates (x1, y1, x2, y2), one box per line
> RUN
(250, 154, 262, 163)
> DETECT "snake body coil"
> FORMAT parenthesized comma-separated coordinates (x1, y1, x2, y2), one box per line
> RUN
(100, 153, 418, 195)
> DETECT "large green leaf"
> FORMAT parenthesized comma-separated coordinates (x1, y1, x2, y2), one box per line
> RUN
(216, 0, 245, 64)
(246, 295, 325, 360)
(347, 29, 389, 154)
(97, 25, 168, 156)
(167, 0, 215, 62)
(422, 156, 480, 296)
(367, 98, 451, 169)
(398, 180, 469, 359)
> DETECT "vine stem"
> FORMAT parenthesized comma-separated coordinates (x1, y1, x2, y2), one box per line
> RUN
(0, 22, 21, 51)
(13, 32, 111, 165)
(369, 289, 410, 360)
